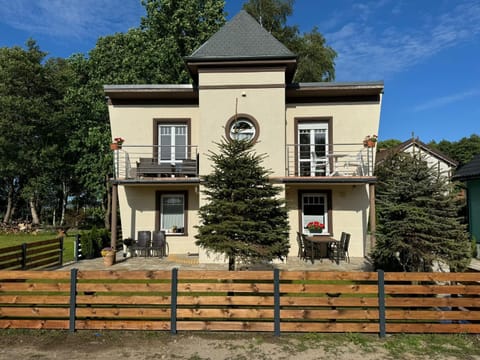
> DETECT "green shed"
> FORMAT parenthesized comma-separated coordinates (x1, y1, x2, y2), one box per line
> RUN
(453, 153, 480, 257)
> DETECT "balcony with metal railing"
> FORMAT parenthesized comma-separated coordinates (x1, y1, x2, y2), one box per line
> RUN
(285, 143, 375, 181)
(112, 145, 199, 181)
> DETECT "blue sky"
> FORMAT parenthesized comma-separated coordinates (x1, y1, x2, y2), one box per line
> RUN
(0, 0, 478, 143)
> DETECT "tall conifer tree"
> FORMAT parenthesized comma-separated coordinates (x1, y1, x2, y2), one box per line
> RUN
(372, 153, 471, 272)
(196, 139, 290, 270)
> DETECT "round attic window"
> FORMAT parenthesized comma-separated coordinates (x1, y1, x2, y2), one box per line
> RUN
(225, 114, 259, 142)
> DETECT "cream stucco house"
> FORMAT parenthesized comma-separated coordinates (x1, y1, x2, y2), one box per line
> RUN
(105, 11, 384, 262)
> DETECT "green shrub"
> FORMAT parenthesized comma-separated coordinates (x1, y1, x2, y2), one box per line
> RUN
(80, 227, 111, 259)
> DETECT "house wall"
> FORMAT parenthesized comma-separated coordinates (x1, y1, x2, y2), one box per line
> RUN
(286, 101, 382, 148)
(108, 105, 200, 150)
(118, 185, 200, 254)
(285, 184, 370, 258)
(402, 144, 454, 177)
(107, 104, 201, 253)
(198, 68, 286, 177)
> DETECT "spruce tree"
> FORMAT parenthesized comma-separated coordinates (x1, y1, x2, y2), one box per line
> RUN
(195, 139, 290, 270)
(372, 153, 471, 272)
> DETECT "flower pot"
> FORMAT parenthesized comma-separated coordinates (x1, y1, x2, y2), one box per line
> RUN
(309, 229, 323, 234)
(110, 143, 121, 150)
(364, 140, 376, 148)
(103, 253, 115, 266)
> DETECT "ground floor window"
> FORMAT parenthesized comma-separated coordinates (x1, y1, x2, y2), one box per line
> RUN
(300, 191, 331, 235)
(157, 191, 188, 235)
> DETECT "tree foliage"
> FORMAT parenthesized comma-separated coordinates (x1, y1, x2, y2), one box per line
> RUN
(429, 134, 480, 167)
(372, 153, 471, 272)
(196, 139, 290, 270)
(243, 0, 336, 82)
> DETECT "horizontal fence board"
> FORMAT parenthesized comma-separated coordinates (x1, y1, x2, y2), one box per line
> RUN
(386, 323, 480, 333)
(77, 270, 171, 280)
(0, 319, 68, 329)
(384, 272, 480, 282)
(26, 238, 61, 248)
(176, 308, 274, 319)
(0, 307, 69, 317)
(177, 283, 274, 293)
(26, 256, 59, 269)
(76, 283, 171, 293)
(26, 243, 59, 255)
(281, 296, 379, 307)
(280, 271, 379, 281)
(385, 297, 480, 307)
(178, 296, 275, 306)
(385, 310, 480, 321)
(0, 295, 70, 305)
(76, 308, 171, 318)
(75, 320, 171, 331)
(176, 321, 274, 332)
(281, 309, 379, 320)
(0, 271, 70, 280)
(76, 295, 171, 305)
(0, 262, 22, 270)
(178, 270, 274, 281)
(385, 285, 480, 295)
(281, 322, 379, 333)
(280, 284, 378, 294)
(0, 253, 23, 263)
(0, 282, 70, 292)
(0, 245, 23, 253)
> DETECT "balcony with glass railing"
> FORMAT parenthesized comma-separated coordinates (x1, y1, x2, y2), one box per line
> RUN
(285, 143, 375, 178)
(112, 145, 199, 180)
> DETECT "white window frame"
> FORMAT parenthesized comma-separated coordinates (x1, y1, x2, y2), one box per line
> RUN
(160, 193, 185, 235)
(158, 124, 188, 164)
(301, 192, 329, 235)
(298, 123, 329, 176)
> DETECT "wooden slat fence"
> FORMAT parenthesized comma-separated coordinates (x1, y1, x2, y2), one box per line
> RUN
(0, 238, 64, 270)
(0, 269, 478, 335)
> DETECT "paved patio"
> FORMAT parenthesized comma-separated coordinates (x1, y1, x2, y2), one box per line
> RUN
(60, 252, 374, 272)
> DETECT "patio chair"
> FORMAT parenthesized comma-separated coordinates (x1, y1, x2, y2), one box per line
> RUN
(301, 233, 317, 263)
(150, 230, 168, 258)
(296, 232, 306, 260)
(132, 230, 151, 257)
(330, 232, 350, 263)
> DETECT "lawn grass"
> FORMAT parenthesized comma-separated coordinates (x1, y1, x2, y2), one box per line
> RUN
(0, 232, 77, 264)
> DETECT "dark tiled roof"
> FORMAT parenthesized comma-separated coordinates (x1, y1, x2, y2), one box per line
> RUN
(376, 138, 458, 167)
(453, 153, 480, 181)
(187, 10, 296, 61)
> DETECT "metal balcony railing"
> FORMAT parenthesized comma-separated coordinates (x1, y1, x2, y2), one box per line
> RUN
(285, 143, 375, 177)
(112, 145, 199, 180)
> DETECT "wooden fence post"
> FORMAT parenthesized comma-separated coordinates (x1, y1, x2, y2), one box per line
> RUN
(171, 268, 178, 334)
(69, 268, 78, 332)
(274, 268, 281, 336)
(377, 269, 386, 338)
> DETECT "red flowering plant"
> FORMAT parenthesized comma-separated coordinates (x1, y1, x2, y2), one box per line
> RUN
(114, 137, 125, 145)
(306, 221, 325, 233)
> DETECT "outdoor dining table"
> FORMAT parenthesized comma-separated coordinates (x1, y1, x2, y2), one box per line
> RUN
(304, 236, 340, 264)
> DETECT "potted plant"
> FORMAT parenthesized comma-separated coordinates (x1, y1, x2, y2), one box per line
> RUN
(110, 137, 125, 150)
(101, 247, 115, 266)
(306, 221, 325, 234)
(363, 134, 378, 148)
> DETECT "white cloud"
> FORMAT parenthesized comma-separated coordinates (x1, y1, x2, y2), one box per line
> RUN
(0, 0, 143, 40)
(413, 89, 480, 111)
(325, 0, 480, 81)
